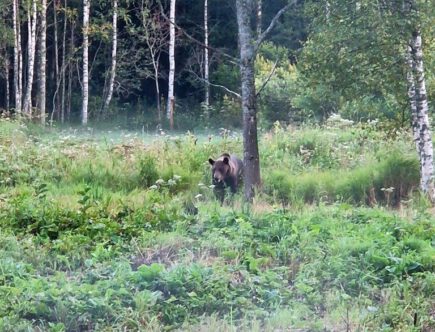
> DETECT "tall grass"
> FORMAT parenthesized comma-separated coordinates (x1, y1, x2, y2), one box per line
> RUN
(1, 118, 421, 206)
(0, 118, 433, 331)
(265, 151, 419, 206)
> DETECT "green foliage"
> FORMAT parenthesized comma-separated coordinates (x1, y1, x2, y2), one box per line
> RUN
(138, 156, 159, 187)
(207, 95, 242, 129)
(296, 0, 435, 123)
(0, 119, 434, 331)
(256, 44, 299, 126)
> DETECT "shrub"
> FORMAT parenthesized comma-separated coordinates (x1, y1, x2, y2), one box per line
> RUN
(138, 156, 159, 187)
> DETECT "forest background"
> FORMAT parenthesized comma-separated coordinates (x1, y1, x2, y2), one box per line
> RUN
(0, 0, 434, 331)
(0, 0, 433, 130)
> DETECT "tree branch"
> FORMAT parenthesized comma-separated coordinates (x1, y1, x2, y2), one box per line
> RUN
(208, 82, 241, 99)
(157, 0, 238, 64)
(256, 60, 278, 98)
(255, 0, 298, 51)
(186, 65, 242, 99)
(188, 69, 241, 99)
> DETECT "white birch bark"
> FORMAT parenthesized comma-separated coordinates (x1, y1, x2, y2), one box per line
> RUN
(23, 0, 37, 115)
(82, 0, 90, 125)
(410, 30, 435, 201)
(204, 0, 210, 108)
(5, 55, 10, 111)
(102, 0, 117, 115)
(18, 2, 23, 111)
(167, 0, 176, 130)
(13, 0, 22, 112)
(256, 0, 262, 36)
(325, 0, 330, 22)
(67, 19, 75, 121)
(406, 46, 419, 153)
(60, 0, 68, 123)
(38, 0, 47, 124)
(51, 0, 60, 120)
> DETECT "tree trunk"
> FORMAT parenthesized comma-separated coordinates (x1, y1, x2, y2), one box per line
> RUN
(60, 0, 68, 123)
(18, 2, 23, 112)
(204, 0, 210, 109)
(23, 0, 37, 116)
(325, 0, 330, 22)
(142, 6, 166, 126)
(167, 0, 176, 130)
(82, 0, 90, 125)
(5, 56, 10, 111)
(236, 0, 261, 202)
(13, 0, 22, 112)
(66, 19, 75, 122)
(52, 0, 60, 121)
(410, 30, 435, 201)
(235, 0, 292, 201)
(38, 0, 47, 125)
(154, 56, 161, 124)
(102, 0, 117, 115)
(406, 46, 418, 153)
(256, 0, 262, 36)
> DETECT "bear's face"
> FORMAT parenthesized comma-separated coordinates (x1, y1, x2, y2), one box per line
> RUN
(209, 157, 230, 185)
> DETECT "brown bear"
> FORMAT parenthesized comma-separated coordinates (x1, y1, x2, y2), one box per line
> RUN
(208, 153, 243, 203)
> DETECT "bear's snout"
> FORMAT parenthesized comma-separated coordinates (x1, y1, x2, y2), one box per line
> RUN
(213, 176, 223, 184)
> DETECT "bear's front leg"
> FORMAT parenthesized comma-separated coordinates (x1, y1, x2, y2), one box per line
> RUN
(214, 187, 225, 205)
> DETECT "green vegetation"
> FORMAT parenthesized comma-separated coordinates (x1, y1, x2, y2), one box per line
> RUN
(0, 118, 434, 331)
(3, 0, 433, 130)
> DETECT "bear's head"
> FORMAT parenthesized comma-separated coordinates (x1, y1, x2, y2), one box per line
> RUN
(209, 156, 230, 185)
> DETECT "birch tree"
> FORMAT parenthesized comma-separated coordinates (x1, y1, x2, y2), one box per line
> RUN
(60, 0, 68, 123)
(324, 0, 330, 22)
(23, 0, 37, 115)
(409, 29, 434, 201)
(13, 0, 22, 112)
(101, 0, 118, 115)
(38, 0, 47, 124)
(141, 8, 168, 125)
(406, 47, 418, 152)
(4, 53, 10, 111)
(51, 0, 60, 120)
(256, 0, 262, 36)
(236, 0, 294, 201)
(66, 14, 76, 121)
(0, 5, 11, 111)
(204, 0, 209, 108)
(167, 0, 176, 130)
(402, 0, 435, 201)
(82, 0, 90, 125)
(18, 0, 23, 112)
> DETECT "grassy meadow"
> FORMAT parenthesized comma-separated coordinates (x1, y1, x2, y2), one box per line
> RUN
(0, 117, 434, 331)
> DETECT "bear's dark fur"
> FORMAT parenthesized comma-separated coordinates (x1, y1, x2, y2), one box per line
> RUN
(208, 153, 243, 203)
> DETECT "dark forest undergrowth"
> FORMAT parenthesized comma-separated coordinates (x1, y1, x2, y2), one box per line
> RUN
(0, 118, 434, 331)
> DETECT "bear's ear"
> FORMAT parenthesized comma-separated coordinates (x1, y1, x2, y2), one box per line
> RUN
(223, 157, 229, 164)
(208, 158, 215, 165)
